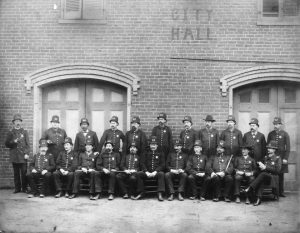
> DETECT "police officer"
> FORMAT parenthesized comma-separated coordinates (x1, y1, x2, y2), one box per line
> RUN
(234, 143, 257, 204)
(243, 118, 266, 162)
(165, 139, 188, 201)
(245, 140, 282, 206)
(122, 116, 147, 157)
(98, 116, 125, 154)
(186, 140, 210, 201)
(179, 116, 198, 155)
(267, 117, 290, 197)
(53, 137, 78, 198)
(138, 136, 166, 201)
(199, 115, 220, 158)
(5, 114, 30, 193)
(208, 141, 234, 202)
(27, 140, 55, 198)
(69, 138, 98, 199)
(151, 113, 173, 159)
(74, 118, 99, 154)
(41, 115, 67, 162)
(220, 115, 243, 158)
(94, 140, 121, 200)
(116, 142, 142, 200)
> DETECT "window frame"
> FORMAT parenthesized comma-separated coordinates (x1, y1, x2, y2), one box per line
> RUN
(257, 0, 300, 25)
(59, 0, 107, 24)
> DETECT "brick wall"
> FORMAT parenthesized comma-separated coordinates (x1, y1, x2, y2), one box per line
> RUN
(0, 0, 299, 187)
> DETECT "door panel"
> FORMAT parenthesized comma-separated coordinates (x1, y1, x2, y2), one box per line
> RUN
(234, 81, 300, 191)
(42, 79, 127, 143)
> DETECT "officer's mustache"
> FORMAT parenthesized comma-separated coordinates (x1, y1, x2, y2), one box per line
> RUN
(131, 126, 137, 132)
(105, 148, 112, 152)
(159, 121, 164, 126)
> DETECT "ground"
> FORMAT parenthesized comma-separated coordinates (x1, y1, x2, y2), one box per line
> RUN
(0, 190, 299, 233)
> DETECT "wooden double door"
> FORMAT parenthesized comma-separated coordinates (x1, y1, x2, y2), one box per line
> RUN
(233, 81, 300, 190)
(42, 79, 127, 143)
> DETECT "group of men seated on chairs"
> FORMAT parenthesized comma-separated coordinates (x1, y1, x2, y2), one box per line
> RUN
(26, 134, 281, 206)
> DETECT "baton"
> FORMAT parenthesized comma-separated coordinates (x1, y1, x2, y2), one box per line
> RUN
(225, 154, 233, 172)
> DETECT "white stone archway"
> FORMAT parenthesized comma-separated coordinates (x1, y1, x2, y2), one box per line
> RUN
(219, 65, 300, 114)
(24, 63, 140, 152)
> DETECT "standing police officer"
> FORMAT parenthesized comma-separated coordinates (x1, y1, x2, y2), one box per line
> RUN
(41, 115, 67, 162)
(220, 115, 243, 158)
(243, 118, 266, 162)
(151, 113, 173, 159)
(74, 118, 99, 154)
(180, 116, 198, 155)
(267, 117, 290, 197)
(199, 115, 219, 158)
(5, 114, 30, 193)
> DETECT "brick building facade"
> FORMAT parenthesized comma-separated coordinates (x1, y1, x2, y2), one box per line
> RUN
(0, 0, 299, 189)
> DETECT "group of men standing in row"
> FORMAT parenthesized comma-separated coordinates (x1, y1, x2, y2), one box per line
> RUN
(5, 112, 290, 206)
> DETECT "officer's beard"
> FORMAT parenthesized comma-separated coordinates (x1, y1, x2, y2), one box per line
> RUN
(131, 126, 137, 132)
(159, 122, 165, 127)
(130, 149, 136, 154)
(105, 148, 112, 153)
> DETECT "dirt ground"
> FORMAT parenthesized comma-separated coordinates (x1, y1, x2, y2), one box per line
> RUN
(0, 189, 299, 233)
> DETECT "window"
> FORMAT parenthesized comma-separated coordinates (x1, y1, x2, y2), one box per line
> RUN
(239, 91, 252, 103)
(259, 88, 270, 103)
(257, 0, 300, 25)
(59, 0, 106, 24)
(285, 88, 296, 103)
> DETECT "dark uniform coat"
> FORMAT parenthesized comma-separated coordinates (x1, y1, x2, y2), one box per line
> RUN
(41, 128, 67, 161)
(199, 127, 219, 158)
(267, 130, 290, 173)
(30, 152, 55, 173)
(151, 125, 173, 158)
(243, 131, 266, 162)
(95, 151, 121, 171)
(234, 155, 257, 173)
(141, 150, 165, 173)
(186, 153, 209, 175)
(220, 128, 243, 157)
(207, 153, 234, 175)
(56, 150, 78, 172)
(77, 152, 97, 170)
(74, 130, 99, 153)
(98, 129, 125, 153)
(123, 129, 147, 156)
(5, 128, 30, 163)
(262, 154, 282, 189)
(166, 151, 188, 171)
(179, 128, 198, 155)
(120, 153, 141, 171)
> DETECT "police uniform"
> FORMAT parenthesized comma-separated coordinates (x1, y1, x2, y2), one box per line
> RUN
(53, 138, 78, 195)
(116, 142, 141, 196)
(5, 114, 30, 192)
(180, 116, 198, 155)
(72, 144, 98, 196)
(27, 140, 55, 196)
(249, 143, 282, 200)
(95, 143, 121, 195)
(122, 116, 147, 157)
(267, 117, 290, 195)
(74, 118, 99, 153)
(41, 115, 67, 162)
(220, 116, 243, 158)
(165, 142, 188, 195)
(151, 113, 173, 158)
(243, 118, 266, 162)
(138, 136, 166, 195)
(208, 149, 234, 200)
(233, 145, 257, 197)
(99, 129, 125, 153)
(186, 142, 210, 199)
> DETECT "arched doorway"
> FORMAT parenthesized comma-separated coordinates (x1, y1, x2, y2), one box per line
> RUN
(24, 63, 140, 152)
(220, 65, 300, 191)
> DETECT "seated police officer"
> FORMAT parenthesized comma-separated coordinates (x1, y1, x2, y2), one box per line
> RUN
(69, 138, 98, 199)
(208, 141, 234, 202)
(53, 137, 78, 198)
(186, 140, 210, 201)
(27, 139, 55, 198)
(233, 143, 256, 204)
(116, 142, 142, 200)
(245, 140, 282, 206)
(137, 136, 166, 201)
(165, 139, 188, 201)
(94, 140, 121, 200)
